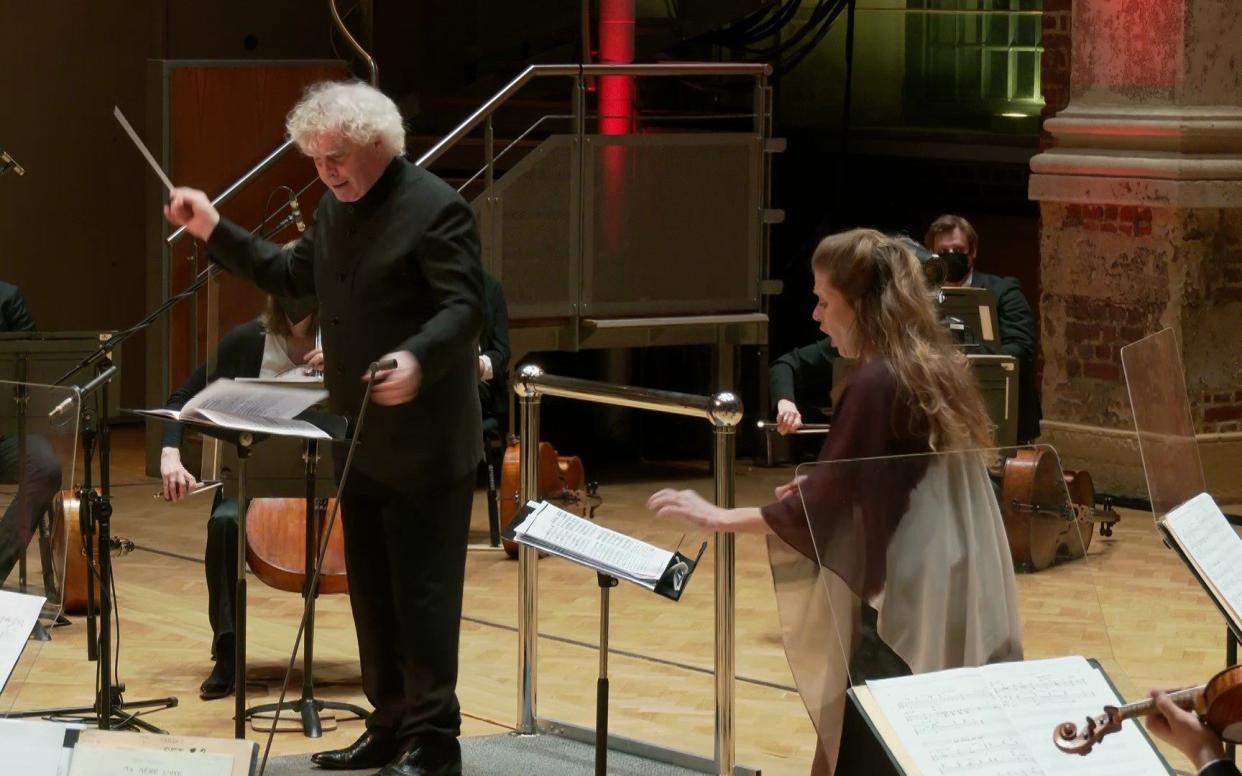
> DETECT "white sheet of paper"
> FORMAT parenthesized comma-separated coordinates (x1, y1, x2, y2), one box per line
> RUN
(193, 409, 330, 440)
(866, 656, 1168, 776)
(516, 501, 674, 581)
(183, 378, 326, 420)
(1162, 492, 1242, 624)
(0, 589, 47, 692)
(69, 742, 234, 776)
(0, 719, 77, 776)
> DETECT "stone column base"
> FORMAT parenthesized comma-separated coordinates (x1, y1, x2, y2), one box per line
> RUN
(1039, 421, 1242, 503)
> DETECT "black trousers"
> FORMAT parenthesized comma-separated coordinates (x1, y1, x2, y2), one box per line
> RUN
(0, 433, 64, 585)
(203, 494, 239, 657)
(339, 468, 473, 746)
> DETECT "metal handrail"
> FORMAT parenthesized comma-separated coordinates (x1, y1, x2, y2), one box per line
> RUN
(513, 364, 742, 776)
(416, 62, 772, 169)
(455, 113, 575, 194)
(517, 370, 743, 426)
(168, 61, 770, 246)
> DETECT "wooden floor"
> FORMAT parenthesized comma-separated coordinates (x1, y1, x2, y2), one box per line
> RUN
(2, 427, 1234, 774)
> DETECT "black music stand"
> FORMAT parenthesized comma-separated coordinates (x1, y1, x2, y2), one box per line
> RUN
(244, 435, 367, 737)
(132, 410, 348, 739)
(504, 503, 705, 776)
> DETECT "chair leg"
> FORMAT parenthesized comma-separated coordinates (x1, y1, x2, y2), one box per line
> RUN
(486, 460, 501, 548)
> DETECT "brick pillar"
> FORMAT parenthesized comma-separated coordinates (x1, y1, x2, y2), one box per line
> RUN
(1030, 0, 1242, 499)
(1039, 0, 1072, 149)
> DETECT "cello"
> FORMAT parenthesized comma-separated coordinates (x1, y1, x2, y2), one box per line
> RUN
(1000, 448, 1120, 572)
(244, 498, 348, 595)
(498, 437, 599, 559)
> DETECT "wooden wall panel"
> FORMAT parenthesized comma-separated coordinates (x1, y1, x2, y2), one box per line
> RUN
(157, 61, 348, 390)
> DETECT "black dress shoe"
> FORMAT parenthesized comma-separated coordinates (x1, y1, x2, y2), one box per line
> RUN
(198, 659, 235, 700)
(311, 730, 398, 771)
(378, 737, 462, 776)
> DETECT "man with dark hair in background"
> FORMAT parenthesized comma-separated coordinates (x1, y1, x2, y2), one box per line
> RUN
(925, 214, 1042, 444)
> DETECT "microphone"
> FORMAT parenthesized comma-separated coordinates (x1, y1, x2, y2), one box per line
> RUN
(0, 149, 25, 176)
(289, 193, 306, 233)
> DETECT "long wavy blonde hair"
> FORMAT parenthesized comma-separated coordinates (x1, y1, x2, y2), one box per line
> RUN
(812, 228, 994, 452)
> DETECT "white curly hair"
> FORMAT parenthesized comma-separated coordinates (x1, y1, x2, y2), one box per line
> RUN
(285, 81, 405, 158)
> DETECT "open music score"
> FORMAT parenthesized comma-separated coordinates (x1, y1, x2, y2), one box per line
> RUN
(852, 656, 1169, 775)
(132, 378, 330, 440)
(506, 500, 704, 599)
(1158, 492, 1242, 634)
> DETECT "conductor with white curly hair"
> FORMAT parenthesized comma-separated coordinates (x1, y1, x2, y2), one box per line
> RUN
(164, 81, 482, 776)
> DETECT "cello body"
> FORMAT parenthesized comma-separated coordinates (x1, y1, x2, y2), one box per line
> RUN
(1000, 448, 1117, 572)
(245, 498, 348, 595)
(499, 437, 595, 559)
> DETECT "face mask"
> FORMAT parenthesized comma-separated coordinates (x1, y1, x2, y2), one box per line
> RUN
(279, 296, 317, 326)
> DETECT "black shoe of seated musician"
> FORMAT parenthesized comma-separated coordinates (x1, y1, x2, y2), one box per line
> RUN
(310, 730, 400, 771)
(198, 657, 235, 700)
(378, 737, 463, 776)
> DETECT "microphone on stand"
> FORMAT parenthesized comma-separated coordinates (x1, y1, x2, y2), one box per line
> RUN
(1, 149, 25, 176)
(289, 192, 306, 232)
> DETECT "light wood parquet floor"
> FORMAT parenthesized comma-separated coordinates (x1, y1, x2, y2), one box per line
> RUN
(2, 427, 1236, 774)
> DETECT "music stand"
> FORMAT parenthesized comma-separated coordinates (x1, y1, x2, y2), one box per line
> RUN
(936, 287, 1000, 350)
(243, 435, 368, 737)
(504, 501, 705, 776)
(131, 410, 349, 739)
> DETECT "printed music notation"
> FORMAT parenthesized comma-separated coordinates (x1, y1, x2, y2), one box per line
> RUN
(512, 501, 675, 588)
(864, 656, 1168, 775)
(0, 590, 46, 694)
(1160, 492, 1242, 628)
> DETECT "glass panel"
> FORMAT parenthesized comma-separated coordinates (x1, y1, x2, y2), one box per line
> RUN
(1121, 328, 1206, 518)
(0, 382, 80, 627)
(778, 446, 1122, 771)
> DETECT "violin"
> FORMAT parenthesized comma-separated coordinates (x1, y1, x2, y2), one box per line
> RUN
(245, 498, 348, 595)
(499, 437, 600, 559)
(1055, 665, 1242, 755)
(1000, 448, 1121, 571)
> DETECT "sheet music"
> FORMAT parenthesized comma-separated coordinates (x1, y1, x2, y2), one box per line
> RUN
(0, 590, 47, 693)
(0, 719, 78, 776)
(193, 409, 330, 440)
(69, 742, 233, 776)
(1161, 492, 1242, 624)
(183, 378, 326, 419)
(515, 501, 674, 582)
(76, 731, 256, 776)
(866, 656, 1168, 776)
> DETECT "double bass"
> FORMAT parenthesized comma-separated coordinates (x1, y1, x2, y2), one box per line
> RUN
(1000, 448, 1120, 571)
(498, 437, 599, 559)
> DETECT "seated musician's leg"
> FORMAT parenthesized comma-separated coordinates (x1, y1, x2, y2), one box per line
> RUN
(201, 494, 239, 699)
(0, 434, 62, 586)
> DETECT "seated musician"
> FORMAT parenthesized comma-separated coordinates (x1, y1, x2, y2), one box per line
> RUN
(1147, 688, 1238, 775)
(159, 294, 319, 699)
(925, 214, 1042, 443)
(769, 337, 836, 441)
(649, 229, 1022, 775)
(0, 281, 64, 586)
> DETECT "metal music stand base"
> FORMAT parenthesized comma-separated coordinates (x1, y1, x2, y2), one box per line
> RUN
(8, 693, 179, 734)
(236, 437, 368, 738)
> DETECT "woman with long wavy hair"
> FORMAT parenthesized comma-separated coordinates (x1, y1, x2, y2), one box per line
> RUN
(649, 228, 1022, 774)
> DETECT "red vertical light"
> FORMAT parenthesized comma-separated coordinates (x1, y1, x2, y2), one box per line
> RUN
(597, 0, 635, 256)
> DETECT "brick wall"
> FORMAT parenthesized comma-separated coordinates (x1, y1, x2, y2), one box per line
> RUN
(1040, 0, 1073, 148)
(1063, 204, 1152, 236)
(1202, 390, 1242, 433)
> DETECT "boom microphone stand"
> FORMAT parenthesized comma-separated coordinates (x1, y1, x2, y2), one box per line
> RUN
(10, 202, 303, 732)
